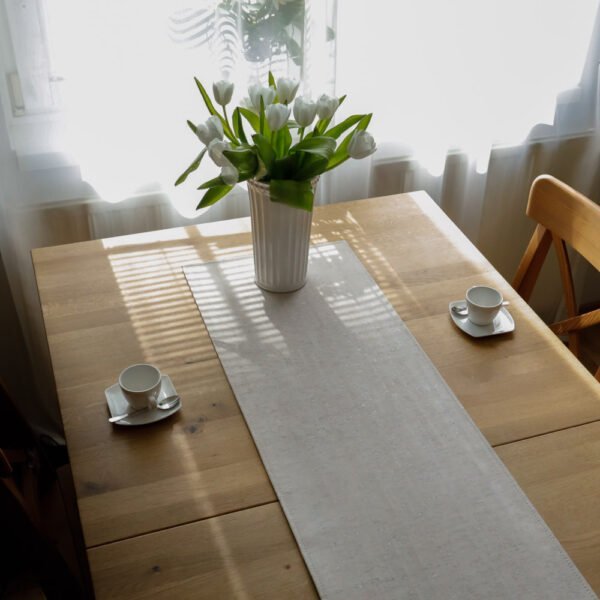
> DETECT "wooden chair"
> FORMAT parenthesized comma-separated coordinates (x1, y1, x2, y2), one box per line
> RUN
(513, 175, 600, 381)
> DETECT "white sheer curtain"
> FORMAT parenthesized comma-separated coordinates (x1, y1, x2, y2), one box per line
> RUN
(340, 1, 597, 163)
(0, 0, 599, 435)
(325, 0, 600, 322)
(327, 1, 599, 203)
(39, 0, 337, 215)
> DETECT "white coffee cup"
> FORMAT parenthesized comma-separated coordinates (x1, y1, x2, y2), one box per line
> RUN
(465, 285, 503, 326)
(118, 364, 162, 410)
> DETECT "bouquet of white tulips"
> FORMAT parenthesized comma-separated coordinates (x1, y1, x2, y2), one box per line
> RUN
(176, 73, 376, 211)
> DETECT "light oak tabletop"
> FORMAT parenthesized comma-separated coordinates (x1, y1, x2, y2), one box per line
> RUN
(32, 192, 600, 597)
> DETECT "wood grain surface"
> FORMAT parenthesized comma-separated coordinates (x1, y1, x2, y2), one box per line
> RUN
(32, 192, 600, 597)
(497, 421, 600, 593)
(88, 503, 317, 599)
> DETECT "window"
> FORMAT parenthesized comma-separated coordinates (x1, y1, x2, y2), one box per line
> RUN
(0, 0, 337, 203)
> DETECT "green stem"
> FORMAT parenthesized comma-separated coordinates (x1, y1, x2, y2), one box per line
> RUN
(296, 128, 306, 172)
(223, 105, 236, 144)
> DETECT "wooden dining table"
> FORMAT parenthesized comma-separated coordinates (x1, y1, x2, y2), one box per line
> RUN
(32, 191, 600, 598)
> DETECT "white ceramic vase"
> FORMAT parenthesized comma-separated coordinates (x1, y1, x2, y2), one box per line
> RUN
(247, 178, 317, 293)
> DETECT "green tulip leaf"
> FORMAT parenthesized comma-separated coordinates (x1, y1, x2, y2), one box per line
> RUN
(274, 127, 293, 158)
(233, 108, 248, 144)
(195, 77, 219, 116)
(198, 175, 225, 190)
(357, 113, 373, 131)
(254, 157, 268, 182)
(270, 179, 314, 212)
(283, 128, 293, 154)
(222, 148, 258, 175)
(259, 96, 265, 135)
(290, 136, 336, 159)
(175, 147, 206, 186)
(324, 129, 354, 172)
(197, 184, 233, 209)
(313, 118, 328, 136)
(270, 156, 296, 180)
(324, 114, 365, 139)
(262, 105, 271, 138)
(323, 114, 373, 172)
(252, 134, 275, 171)
(259, 97, 264, 134)
(239, 107, 260, 133)
(268, 71, 279, 103)
(236, 169, 255, 183)
(186, 120, 197, 135)
(295, 155, 328, 180)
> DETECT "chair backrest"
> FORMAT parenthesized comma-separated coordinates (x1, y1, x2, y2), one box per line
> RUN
(513, 175, 600, 381)
(526, 175, 600, 271)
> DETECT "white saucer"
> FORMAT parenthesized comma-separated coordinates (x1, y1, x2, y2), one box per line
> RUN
(448, 301, 515, 338)
(105, 375, 181, 426)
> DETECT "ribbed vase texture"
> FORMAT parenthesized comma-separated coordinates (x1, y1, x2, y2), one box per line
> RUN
(248, 179, 316, 293)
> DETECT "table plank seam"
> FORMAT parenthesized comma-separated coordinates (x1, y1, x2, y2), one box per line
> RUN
(85, 498, 280, 550)
(492, 417, 600, 448)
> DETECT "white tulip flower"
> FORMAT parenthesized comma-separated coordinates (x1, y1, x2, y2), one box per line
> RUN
(265, 103, 291, 132)
(212, 80, 234, 106)
(221, 165, 239, 185)
(208, 140, 238, 184)
(276, 77, 299, 104)
(316, 94, 340, 120)
(317, 94, 340, 119)
(248, 84, 276, 111)
(207, 139, 232, 167)
(348, 130, 377, 159)
(195, 115, 224, 146)
(293, 96, 318, 127)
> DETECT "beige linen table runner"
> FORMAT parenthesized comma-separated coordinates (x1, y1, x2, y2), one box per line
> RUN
(185, 241, 595, 600)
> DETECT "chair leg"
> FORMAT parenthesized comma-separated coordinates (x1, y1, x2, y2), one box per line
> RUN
(512, 225, 552, 302)
(552, 235, 581, 358)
